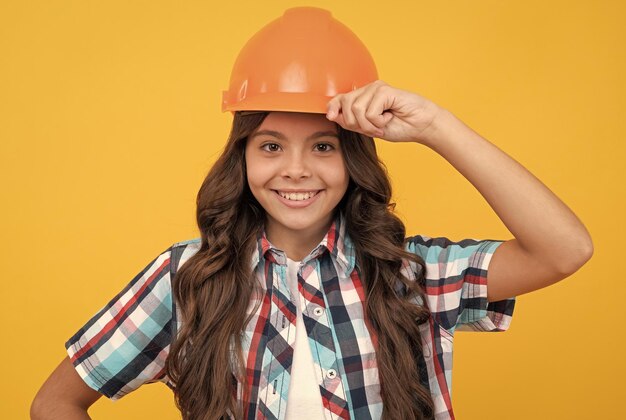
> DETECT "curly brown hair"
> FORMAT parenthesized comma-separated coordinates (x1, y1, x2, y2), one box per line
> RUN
(166, 111, 435, 419)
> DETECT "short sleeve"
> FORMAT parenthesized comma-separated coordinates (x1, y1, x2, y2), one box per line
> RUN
(65, 246, 177, 400)
(405, 235, 515, 334)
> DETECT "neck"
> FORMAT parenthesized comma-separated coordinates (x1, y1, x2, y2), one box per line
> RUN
(265, 216, 333, 261)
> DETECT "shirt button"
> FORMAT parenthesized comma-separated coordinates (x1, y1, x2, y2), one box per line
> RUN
(313, 307, 324, 316)
(326, 369, 337, 379)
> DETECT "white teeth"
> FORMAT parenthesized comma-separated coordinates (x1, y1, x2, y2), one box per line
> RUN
(277, 191, 319, 201)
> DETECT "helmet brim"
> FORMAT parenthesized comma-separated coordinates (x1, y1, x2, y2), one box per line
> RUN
(222, 92, 332, 114)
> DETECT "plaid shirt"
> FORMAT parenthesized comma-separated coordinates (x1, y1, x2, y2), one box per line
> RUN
(66, 214, 515, 419)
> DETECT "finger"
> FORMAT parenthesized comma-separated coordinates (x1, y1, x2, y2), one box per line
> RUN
(378, 112, 394, 136)
(332, 112, 347, 129)
(370, 112, 393, 138)
(328, 81, 385, 133)
(326, 96, 349, 129)
(381, 111, 394, 126)
(352, 84, 385, 136)
(326, 95, 342, 121)
(365, 85, 395, 128)
(339, 94, 358, 129)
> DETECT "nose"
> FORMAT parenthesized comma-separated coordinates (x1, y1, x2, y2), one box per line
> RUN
(281, 150, 311, 180)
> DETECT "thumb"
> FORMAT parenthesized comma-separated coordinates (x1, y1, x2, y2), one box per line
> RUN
(381, 111, 394, 125)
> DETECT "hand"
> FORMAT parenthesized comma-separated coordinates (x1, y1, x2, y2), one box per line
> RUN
(326, 80, 444, 145)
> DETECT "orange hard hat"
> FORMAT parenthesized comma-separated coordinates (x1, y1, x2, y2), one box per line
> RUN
(222, 7, 378, 114)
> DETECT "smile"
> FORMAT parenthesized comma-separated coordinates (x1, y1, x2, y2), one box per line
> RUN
(274, 190, 321, 201)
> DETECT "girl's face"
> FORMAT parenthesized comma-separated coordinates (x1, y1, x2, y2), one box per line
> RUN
(245, 112, 349, 247)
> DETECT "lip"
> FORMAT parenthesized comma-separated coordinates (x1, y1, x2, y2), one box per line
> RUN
(274, 189, 322, 193)
(272, 189, 323, 208)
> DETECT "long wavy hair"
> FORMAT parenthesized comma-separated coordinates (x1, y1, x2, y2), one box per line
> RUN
(166, 111, 435, 419)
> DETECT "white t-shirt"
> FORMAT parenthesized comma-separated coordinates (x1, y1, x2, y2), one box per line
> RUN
(285, 257, 326, 420)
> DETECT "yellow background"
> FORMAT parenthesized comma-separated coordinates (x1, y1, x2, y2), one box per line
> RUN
(1, 0, 624, 419)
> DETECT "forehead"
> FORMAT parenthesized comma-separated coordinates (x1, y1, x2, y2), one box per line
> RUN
(254, 112, 337, 136)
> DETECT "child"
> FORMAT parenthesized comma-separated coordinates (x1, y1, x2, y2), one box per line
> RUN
(31, 7, 593, 420)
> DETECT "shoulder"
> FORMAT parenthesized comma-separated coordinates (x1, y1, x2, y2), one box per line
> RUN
(405, 234, 502, 262)
(404, 234, 512, 332)
(405, 233, 497, 249)
(169, 238, 202, 273)
(172, 238, 202, 248)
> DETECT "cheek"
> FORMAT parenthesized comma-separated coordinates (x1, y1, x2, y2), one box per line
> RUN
(245, 153, 260, 182)
(327, 157, 349, 188)
(245, 155, 274, 192)
(338, 163, 350, 197)
(244, 158, 259, 197)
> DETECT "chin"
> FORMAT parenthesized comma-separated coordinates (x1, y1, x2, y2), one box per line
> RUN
(277, 218, 321, 232)
(270, 212, 331, 233)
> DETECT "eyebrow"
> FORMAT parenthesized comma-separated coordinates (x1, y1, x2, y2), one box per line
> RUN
(249, 130, 339, 141)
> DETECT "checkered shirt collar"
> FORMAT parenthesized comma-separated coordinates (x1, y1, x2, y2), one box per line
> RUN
(250, 212, 356, 274)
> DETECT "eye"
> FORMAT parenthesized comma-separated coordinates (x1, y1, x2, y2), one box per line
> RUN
(314, 143, 335, 152)
(261, 142, 281, 152)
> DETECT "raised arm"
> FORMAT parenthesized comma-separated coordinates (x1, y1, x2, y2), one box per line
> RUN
(326, 80, 593, 302)
(31, 356, 102, 419)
